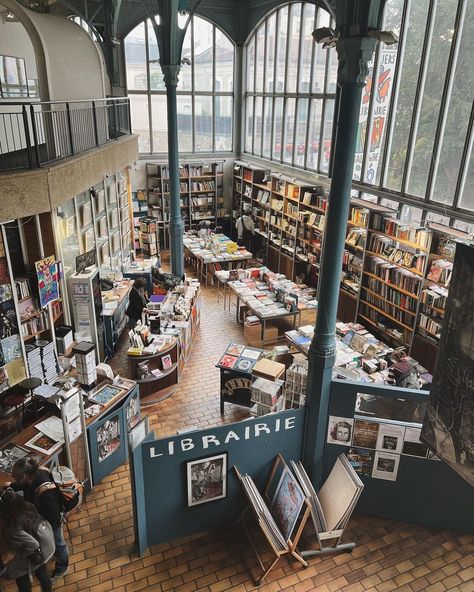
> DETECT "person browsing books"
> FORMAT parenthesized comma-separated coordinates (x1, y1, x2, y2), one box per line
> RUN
(127, 277, 148, 326)
(9, 458, 69, 582)
(235, 206, 255, 251)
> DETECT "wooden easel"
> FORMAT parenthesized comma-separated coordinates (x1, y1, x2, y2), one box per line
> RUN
(234, 456, 312, 586)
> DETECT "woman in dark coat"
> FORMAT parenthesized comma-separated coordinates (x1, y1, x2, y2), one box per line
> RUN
(0, 488, 54, 592)
(127, 277, 148, 326)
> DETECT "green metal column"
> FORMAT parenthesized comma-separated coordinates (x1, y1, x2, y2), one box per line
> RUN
(162, 64, 184, 278)
(303, 1, 385, 486)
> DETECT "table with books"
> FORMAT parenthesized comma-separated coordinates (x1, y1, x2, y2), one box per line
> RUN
(214, 266, 266, 310)
(215, 343, 266, 413)
(285, 321, 432, 386)
(183, 232, 252, 286)
(226, 269, 317, 346)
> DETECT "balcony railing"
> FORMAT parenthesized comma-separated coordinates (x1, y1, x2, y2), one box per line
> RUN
(0, 97, 131, 172)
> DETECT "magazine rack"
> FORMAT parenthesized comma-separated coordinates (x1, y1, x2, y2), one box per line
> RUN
(290, 455, 363, 558)
(234, 456, 311, 586)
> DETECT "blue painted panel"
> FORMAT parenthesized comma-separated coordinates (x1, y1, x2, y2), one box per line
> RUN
(135, 409, 305, 548)
(324, 380, 474, 533)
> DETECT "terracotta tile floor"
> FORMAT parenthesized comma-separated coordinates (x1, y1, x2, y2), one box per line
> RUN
(5, 258, 473, 592)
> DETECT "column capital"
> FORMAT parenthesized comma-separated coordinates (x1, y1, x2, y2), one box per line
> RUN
(161, 64, 181, 87)
(336, 36, 377, 85)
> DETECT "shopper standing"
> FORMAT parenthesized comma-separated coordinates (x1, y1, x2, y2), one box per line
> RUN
(0, 488, 54, 592)
(10, 458, 69, 582)
(235, 206, 255, 251)
(127, 277, 148, 326)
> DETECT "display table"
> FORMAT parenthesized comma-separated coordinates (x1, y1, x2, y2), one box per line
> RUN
(183, 233, 252, 286)
(102, 280, 133, 358)
(215, 343, 265, 413)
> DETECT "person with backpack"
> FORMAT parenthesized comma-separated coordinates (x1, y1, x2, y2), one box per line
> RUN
(9, 458, 69, 582)
(0, 488, 55, 592)
(235, 206, 255, 251)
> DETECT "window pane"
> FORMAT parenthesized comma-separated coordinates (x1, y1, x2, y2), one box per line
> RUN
(425, 211, 449, 225)
(326, 46, 337, 93)
(273, 97, 284, 159)
(245, 96, 254, 153)
(298, 3, 316, 93)
(453, 219, 474, 235)
(253, 96, 263, 157)
(286, 3, 301, 94)
(194, 17, 213, 92)
(124, 22, 147, 91)
(177, 96, 193, 151)
(400, 204, 423, 224)
(283, 98, 296, 164)
(361, 192, 379, 203)
(385, 0, 430, 191)
(246, 37, 255, 93)
(320, 99, 334, 173)
(151, 95, 168, 153)
(262, 97, 273, 158)
(294, 98, 309, 167)
(265, 13, 276, 93)
(255, 24, 265, 93)
(312, 9, 330, 93)
(432, 0, 474, 206)
(407, 0, 458, 196)
(371, 0, 404, 185)
(129, 94, 150, 152)
(215, 29, 234, 92)
(179, 25, 192, 91)
(275, 6, 288, 92)
(195, 95, 213, 152)
(148, 20, 165, 91)
(215, 96, 233, 150)
(460, 143, 474, 211)
(307, 99, 322, 170)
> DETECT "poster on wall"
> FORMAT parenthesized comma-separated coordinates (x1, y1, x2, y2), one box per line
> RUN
(97, 415, 121, 462)
(326, 416, 354, 447)
(35, 256, 60, 309)
(421, 243, 474, 487)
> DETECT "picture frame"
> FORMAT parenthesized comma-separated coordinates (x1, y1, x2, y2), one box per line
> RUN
(96, 414, 121, 462)
(270, 466, 306, 540)
(89, 383, 123, 406)
(25, 432, 62, 455)
(186, 453, 227, 507)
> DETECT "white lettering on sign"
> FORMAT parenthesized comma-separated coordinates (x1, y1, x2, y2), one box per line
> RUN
(148, 416, 298, 459)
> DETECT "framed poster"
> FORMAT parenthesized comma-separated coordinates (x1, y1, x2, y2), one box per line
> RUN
(35, 256, 60, 308)
(186, 453, 227, 507)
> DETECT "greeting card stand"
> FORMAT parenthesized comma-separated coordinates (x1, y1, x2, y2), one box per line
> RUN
(234, 456, 311, 586)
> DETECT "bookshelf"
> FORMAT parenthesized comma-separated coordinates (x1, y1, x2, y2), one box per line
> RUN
(145, 161, 227, 246)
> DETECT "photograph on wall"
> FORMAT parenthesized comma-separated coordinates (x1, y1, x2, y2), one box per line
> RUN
(345, 448, 374, 477)
(0, 259, 10, 285)
(96, 415, 121, 463)
(0, 443, 29, 475)
(35, 256, 60, 309)
(352, 419, 380, 449)
(270, 466, 306, 540)
(0, 284, 12, 303)
(402, 427, 428, 458)
(187, 453, 227, 507)
(327, 416, 354, 447)
(372, 451, 400, 481)
(1, 335, 22, 363)
(375, 424, 405, 454)
(25, 432, 62, 455)
(126, 390, 140, 430)
(421, 243, 474, 487)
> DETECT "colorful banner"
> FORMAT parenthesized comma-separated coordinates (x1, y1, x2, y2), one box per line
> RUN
(35, 255, 60, 309)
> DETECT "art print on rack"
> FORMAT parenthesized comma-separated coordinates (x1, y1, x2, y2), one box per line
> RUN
(186, 453, 227, 507)
(270, 466, 305, 540)
(96, 414, 121, 462)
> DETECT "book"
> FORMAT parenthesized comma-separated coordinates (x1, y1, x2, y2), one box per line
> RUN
(218, 354, 238, 369)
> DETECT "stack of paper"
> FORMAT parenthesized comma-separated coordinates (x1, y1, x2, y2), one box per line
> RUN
(26, 344, 42, 379)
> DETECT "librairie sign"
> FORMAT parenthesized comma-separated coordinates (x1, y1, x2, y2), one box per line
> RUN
(147, 415, 298, 459)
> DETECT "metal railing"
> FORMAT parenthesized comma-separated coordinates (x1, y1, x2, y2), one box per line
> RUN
(0, 97, 131, 172)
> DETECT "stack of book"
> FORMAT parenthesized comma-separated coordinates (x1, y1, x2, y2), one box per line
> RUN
(15, 278, 30, 300)
(38, 341, 59, 385)
(25, 344, 43, 379)
(250, 376, 284, 416)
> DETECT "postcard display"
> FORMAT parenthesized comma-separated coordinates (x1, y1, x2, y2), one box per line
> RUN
(130, 410, 305, 556)
(324, 379, 474, 533)
(86, 381, 140, 484)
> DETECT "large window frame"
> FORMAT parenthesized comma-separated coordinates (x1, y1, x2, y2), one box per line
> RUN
(124, 15, 235, 155)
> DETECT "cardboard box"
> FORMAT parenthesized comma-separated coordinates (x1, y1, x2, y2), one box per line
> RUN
(252, 358, 285, 381)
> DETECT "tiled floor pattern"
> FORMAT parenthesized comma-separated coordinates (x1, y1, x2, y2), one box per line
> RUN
(5, 259, 474, 592)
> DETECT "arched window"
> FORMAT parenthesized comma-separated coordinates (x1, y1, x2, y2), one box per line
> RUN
(243, 2, 337, 173)
(68, 15, 101, 42)
(124, 15, 234, 155)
